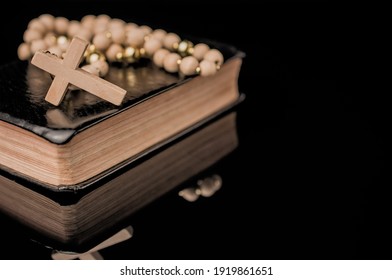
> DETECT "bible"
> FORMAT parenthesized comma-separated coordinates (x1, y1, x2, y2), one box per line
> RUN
(0, 40, 243, 188)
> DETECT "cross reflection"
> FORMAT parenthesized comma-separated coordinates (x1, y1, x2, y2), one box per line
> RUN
(51, 226, 133, 260)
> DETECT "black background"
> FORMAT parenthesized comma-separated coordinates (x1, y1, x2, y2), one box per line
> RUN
(0, 1, 389, 260)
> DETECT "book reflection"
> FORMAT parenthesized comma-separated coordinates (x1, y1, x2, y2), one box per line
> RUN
(53, 172, 223, 260)
(0, 110, 238, 254)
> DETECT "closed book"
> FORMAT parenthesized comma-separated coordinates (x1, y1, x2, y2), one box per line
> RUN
(0, 40, 243, 187)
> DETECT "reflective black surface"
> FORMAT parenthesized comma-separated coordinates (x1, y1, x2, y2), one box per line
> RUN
(0, 1, 389, 259)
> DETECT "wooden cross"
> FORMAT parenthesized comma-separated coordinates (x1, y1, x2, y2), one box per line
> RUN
(31, 37, 127, 106)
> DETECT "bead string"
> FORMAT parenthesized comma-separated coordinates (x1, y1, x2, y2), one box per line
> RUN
(18, 14, 224, 78)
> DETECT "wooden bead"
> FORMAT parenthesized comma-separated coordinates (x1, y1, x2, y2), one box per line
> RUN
(93, 32, 111, 51)
(199, 60, 217, 76)
(125, 22, 138, 32)
(126, 28, 145, 47)
(44, 32, 57, 47)
(193, 43, 210, 61)
(94, 23, 108, 35)
(38, 14, 55, 32)
(81, 15, 96, 31)
(163, 33, 180, 50)
(152, 48, 170, 67)
(91, 60, 109, 77)
(30, 40, 47, 54)
(106, 44, 124, 62)
(94, 21, 109, 34)
(94, 16, 110, 34)
(96, 14, 111, 25)
(17, 43, 31, 60)
(110, 27, 126, 44)
(151, 29, 167, 41)
(28, 19, 46, 34)
(109, 18, 125, 30)
(75, 28, 93, 41)
(204, 49, 224, 65)
(163, 53, 181, 73)
(180, 56, 199, 76)
(47, 46, 63, 57)
(54, 17, 69, 35)
(144, 38, 162, 56)
(140, 25, 152, 35)
(81, 64, 100, 76)
(67, 20, 81, 37)
(23, 29, 42, 43)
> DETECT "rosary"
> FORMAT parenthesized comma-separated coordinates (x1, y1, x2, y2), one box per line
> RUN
(18, 14, 224, 79)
